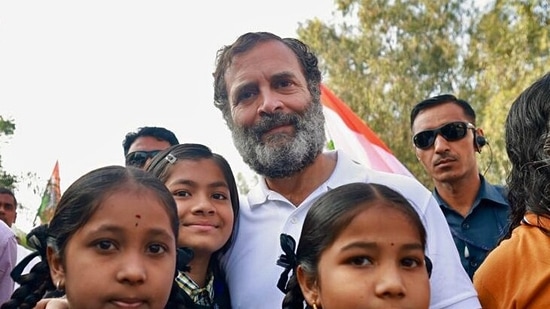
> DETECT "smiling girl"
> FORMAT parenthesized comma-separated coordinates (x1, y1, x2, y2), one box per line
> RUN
(146, 143, 239, 308)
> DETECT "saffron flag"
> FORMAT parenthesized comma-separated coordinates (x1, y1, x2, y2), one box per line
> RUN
(321, 84, 414, 177)
(34, 161, 61, 225)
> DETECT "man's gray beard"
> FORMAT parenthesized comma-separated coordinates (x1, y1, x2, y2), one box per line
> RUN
(231, 102, 326, 179)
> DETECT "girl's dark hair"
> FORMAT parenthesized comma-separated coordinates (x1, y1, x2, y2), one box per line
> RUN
(2, 165, 183, 309)
(504, 72, 550, 239)
(146, 143, 240, 258)
(282, 182, 427, 309)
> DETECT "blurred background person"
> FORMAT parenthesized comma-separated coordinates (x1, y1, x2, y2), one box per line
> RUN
(122, 126, 179, 169)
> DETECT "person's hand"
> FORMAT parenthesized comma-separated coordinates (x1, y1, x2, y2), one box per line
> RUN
(34, 298, 69, 309)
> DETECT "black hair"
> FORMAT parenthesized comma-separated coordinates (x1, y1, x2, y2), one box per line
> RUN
(1, 166, 187, 309)
(0, 187, 17, 208)
(281, 182, 428, 309)
(410, 94, 477, 128)
(212, 31, 322, 130)
(122, 126, 180, 156)
(504, 71, 550, 239)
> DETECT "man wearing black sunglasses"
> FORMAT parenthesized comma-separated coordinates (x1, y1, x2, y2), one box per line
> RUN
(122, 126, 180, 169)
(410, 94, 510, 280)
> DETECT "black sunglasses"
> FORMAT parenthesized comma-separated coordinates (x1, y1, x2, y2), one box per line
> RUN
(413, 122, 474, 149)
(125, 150, 161, 168)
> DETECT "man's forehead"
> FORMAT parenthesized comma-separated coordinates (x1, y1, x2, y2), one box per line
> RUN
(225, 44, 303, 92)
(228, 41, 299, 73)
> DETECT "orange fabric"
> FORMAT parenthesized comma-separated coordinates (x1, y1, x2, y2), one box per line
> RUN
(473, 213, 550, 308)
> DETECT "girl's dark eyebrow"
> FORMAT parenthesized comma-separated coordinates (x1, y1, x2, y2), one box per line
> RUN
(340, 241, 377, 251)
(86, 224, 172, 236)
(340, 241, 424, 252)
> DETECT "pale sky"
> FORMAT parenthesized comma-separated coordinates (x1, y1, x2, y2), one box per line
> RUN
(0, 1, 335, 232)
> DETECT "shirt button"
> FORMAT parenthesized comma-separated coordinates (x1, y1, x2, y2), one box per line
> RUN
(290, 217, 298, 224)
(462, 223, 470, 229)
(470, 261, 478, 267)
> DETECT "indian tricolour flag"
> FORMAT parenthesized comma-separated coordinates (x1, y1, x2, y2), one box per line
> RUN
(321, 84, 414, 177)
(34, 160, 62, 225)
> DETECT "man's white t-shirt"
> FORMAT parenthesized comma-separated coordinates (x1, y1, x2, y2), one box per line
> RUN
(221, 150, 480, 309)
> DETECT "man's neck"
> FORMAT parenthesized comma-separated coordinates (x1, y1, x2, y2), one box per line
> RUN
(435, 172, 481, 217)
(264, 152, 337, 206)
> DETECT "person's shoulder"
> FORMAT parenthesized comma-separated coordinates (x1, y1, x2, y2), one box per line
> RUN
(475, 237, 513, 282)
(0, 220, 12, 232)
(0, 221, 15, 243)
(481, 179, 509, 205)
(491, 183, 508, 196)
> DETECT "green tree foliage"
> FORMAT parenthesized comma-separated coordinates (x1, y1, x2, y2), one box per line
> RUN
(0, 115, 17, 188)
(465, 0, 549, 183)
(297, 0, 549, 187)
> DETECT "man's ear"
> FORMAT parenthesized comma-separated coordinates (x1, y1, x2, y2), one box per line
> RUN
(475, 128, 487, 153)
(296, 265, 320, 308)
(47, 246, 65, 289)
